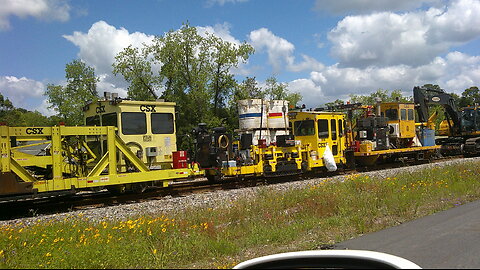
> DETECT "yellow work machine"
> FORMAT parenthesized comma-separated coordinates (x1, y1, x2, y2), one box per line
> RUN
(193, 110, 349, 182)
(288, 111, 348, 172)
(326, 100, 440, 166)
(0, 96, 202, 199)
(350, 101, 439, 166)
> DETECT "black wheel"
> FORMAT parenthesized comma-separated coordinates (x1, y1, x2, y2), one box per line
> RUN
(107, 184, 127, 195)
(207, 174, 221, 183)
(132, 183, 148, 193)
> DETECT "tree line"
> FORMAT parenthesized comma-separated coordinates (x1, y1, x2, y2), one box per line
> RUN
(0, 93, 63, 126)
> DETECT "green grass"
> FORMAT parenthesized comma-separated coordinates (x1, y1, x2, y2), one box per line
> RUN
(2, 161, 480, 269)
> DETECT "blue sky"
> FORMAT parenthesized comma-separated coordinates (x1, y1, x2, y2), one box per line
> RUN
(1, 0, 480, 115)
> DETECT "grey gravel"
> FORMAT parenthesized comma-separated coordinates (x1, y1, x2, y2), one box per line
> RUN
(2, 157, 479, 228)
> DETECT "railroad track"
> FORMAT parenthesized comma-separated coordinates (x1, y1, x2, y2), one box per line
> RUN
(0, 155, 466, 221)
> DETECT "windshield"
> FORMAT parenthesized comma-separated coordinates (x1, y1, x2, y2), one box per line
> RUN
(294, 120, 315, 136)
(462, 109, 477, 131)
(385, 109, 398, 121)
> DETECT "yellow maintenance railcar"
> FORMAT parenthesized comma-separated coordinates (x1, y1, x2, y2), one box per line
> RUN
(0, 98, 202, 198)
(345, 102, 440, 166)
(288, 111, 348, 170)
(199, 110, 349, 181)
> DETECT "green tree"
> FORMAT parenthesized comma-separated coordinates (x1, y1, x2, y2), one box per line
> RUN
(0, 93, 14, 112)
(113, 22, 255, 149)
(234, 77, 264, 101)
(206, 33, 254, 115)
(324, 99, 345, 110)
(155, 23, 215, 127)
(22, 111, 51, 126)
(0, 93, 52, 126)
(349, 89, 411, 105)
(0, 93, 14, 123)
(112, 45, 159, 101)
(421, 84, 442, 91)
(45, 59, 99, 125)
(264, 76, 302, 108)
(459, 86, 480, 107)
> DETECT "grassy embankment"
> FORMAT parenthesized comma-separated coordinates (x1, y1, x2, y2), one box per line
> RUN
(1, 160, 480, 269)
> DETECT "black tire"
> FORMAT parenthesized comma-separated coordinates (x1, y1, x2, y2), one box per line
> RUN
(207, 174, 221, 183)
(107, 184, 127, 195)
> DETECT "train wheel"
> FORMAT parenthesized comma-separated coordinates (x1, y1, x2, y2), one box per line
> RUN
(132, 183, 148, 193)
(107, 184, 126, 195)
(207, 174, 221, 183)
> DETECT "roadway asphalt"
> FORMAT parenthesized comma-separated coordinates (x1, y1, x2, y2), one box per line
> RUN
(335, 200, 480, 269)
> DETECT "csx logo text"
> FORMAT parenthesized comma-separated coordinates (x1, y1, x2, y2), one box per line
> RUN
(140, 105, 156, 112)
(26, 128, 44, 135)
(96, 105, 106, 113)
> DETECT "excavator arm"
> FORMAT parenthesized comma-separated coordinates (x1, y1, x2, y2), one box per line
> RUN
(413, 86, 462, 136)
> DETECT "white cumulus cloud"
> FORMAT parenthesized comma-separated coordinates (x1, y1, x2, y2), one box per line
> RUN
(314, 0, 443, 14)
(288, 78, 322, 105)
(63, 21, 156, 98)
(0, 75, 44, 98)
(0, 0, 71, 30)
(63, 20, 155, 76)
(197, 22, 241, 45)
(249, 28, 324, 73)
(0, 75, 54, 113)
(327, 0, 480, 68)
(289, 51, 480, 108)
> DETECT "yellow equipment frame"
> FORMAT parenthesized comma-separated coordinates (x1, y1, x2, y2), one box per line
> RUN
(0, 125, 200, 196)
(220, 144, 303, 177)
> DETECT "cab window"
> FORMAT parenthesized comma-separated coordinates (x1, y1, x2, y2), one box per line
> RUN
(121, 112, 146, 135)
(294, 120, 315, 136)
(476, 110, 480, 130)
(151, 113, 174, 134)
(462, 109, 475, 130)
(338, 119, 344, 137)
(408, 109, 414, 121)
(102, 113, 118, 127)
(401, 109, 407, 120)
(385, 109, 398, 121)
(331, 119, 337, 140)
(86, 115, 100, 126)
(318, 119, 329, 139)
